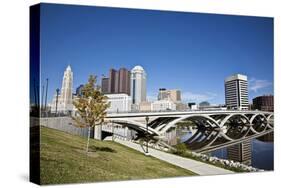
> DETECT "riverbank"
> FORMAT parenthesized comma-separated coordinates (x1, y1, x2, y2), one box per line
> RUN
(113, 137, 233, 175)
(40, 127, 196, 185)
(128, 139, 260, 173)
(169, 148, 262, 173)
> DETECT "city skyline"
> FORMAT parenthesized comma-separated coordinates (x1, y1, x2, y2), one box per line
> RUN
(29, 4, 275, 184)
(40, 3, 273, 105)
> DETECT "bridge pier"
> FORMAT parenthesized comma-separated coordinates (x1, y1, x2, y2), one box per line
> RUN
(94, 125, 102, 140)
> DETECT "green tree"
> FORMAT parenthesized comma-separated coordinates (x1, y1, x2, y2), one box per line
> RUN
(72, 75, 110, 153)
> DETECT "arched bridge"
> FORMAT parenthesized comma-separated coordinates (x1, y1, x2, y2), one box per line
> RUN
(104, 110, 274, 153)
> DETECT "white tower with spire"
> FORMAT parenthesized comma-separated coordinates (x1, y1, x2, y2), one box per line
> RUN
(51, 65, 74, 113)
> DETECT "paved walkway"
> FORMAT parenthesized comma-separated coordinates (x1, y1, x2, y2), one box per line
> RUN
(112, 138, 233, 176)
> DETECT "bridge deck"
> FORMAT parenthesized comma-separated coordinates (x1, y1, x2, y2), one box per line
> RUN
(107, 110, 273, 118)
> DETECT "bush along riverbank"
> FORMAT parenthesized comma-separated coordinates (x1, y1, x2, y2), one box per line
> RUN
(128, 139, 263, 173)
(170, 143, 263, 173)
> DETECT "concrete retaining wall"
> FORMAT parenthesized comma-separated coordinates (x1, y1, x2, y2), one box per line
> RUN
(40, 117, 93, 138)
(102, 123, 137, 140)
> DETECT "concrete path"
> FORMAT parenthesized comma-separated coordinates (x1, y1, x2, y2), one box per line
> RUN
(112, 138, 233, 176)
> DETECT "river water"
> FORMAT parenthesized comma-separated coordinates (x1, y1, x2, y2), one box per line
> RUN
(210, 135, 274, 170)
(180, 132, 274, 170)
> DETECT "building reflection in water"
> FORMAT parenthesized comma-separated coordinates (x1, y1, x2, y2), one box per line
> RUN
(256, 132, 274, 142)
(227, 141, 252, 166)
(210, 132, 273, 170)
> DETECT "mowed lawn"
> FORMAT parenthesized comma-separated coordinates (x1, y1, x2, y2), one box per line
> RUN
(40, 127, 196, 184)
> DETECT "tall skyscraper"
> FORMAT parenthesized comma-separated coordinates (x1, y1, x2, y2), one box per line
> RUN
(102, 68, 131, 95)
(131, 65, 147, 104)
(109, 69, 118, 93)
(118, 68, 131, 95)
(225, 74, 249, 110)
(51, 65, 73, 112)
(101, 77, 109, 94)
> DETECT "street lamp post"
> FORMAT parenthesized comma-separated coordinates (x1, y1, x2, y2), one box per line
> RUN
(41, 85, 44, 111)
(145, 116, 149, 155)
(44, 78, 49, 111)
(55, 88, 60, 116)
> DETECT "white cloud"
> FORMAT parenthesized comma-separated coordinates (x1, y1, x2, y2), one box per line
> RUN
(249, 78, 272, 92)
(181, 91, 217, 103)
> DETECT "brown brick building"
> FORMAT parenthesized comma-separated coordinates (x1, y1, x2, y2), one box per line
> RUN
(252, 95, 274, 112)
(101, 68, 130, 96)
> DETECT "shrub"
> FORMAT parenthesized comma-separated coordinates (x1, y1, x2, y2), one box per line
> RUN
(174, 143, 188, 155)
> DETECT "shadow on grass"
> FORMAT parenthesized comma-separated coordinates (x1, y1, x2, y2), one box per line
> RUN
(89, 145, 117, 153)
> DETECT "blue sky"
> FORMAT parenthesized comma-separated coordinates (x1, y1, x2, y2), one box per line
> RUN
(40, 3, 273, 105)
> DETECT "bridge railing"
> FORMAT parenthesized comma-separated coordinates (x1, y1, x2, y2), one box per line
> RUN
(39, 109, 272, 118)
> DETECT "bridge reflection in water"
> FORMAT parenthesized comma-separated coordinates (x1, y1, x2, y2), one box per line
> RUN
(105, 110, 274, 153)
(175, 114, 273, 154)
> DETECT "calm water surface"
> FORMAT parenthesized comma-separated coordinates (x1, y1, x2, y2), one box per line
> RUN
(210, 136, 273, 170)
(180, 132, 274, 170)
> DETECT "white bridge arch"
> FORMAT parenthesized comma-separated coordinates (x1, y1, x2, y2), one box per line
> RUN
(104, 110, 274, 152)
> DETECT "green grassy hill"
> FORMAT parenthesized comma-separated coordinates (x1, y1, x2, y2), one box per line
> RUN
(40, 127, 196, 184)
